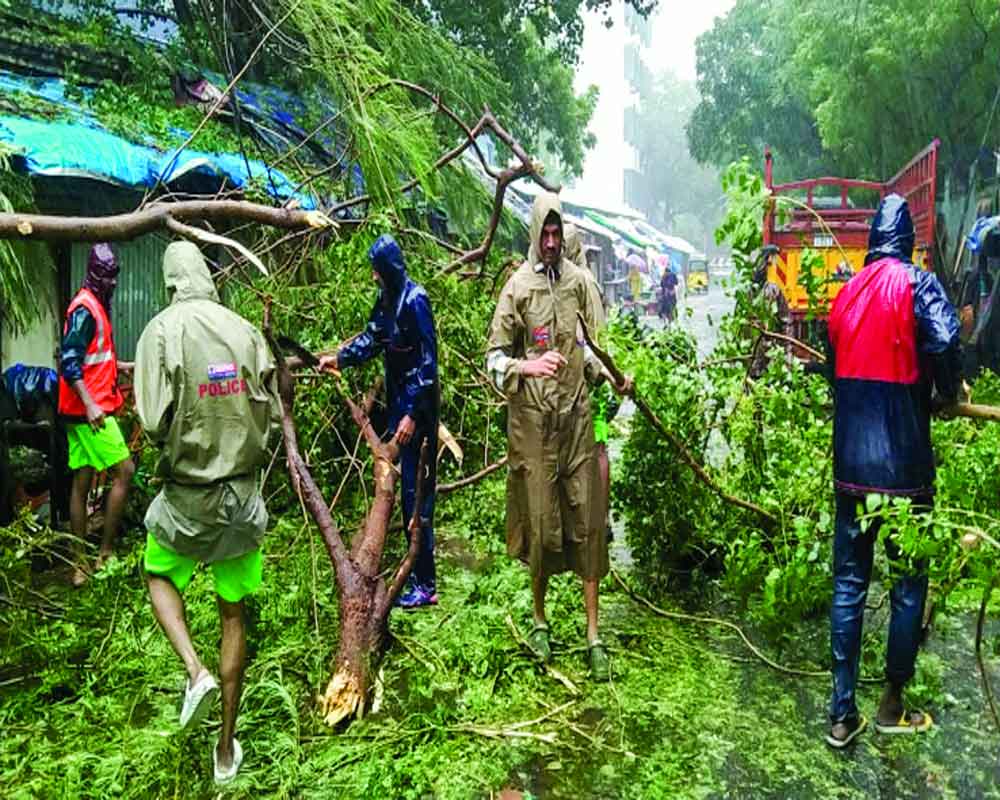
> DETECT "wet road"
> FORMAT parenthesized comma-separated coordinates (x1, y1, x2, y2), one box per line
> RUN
(607, 268, 734, 568)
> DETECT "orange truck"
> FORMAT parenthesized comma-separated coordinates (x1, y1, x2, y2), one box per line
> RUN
(763, 140, 940, 340)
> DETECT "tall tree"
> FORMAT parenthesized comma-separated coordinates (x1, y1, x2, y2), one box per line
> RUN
(401, 0, 657, 176)
(687, 0, 834, 182)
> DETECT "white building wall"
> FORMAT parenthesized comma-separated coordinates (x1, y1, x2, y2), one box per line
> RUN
(1, 281, 59, 370)
(573, 6, 629, 208)
(573, 6, 653, 214)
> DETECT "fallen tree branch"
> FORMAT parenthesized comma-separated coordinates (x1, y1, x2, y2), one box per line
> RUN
(437, 456, 507, 494)
(749, 322, 825, 362)
(577, 313, 777, 526)
(976, 575, 1000, 732)
(164, 216, 269, 275)
(0, 200, 333, 242)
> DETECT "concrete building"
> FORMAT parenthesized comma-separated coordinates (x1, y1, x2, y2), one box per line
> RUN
(572, 5, 653, 214)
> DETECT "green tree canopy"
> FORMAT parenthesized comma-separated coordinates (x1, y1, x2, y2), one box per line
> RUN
(690, 0, 1000, 187)
(401, 0, 657, 176)
(687, 0, 834, 183)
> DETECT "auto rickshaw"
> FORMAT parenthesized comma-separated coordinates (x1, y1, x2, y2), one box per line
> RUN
(687, 255, 709, 294)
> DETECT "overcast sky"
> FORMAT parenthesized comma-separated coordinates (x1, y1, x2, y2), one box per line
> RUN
(645, 0, 736, 81)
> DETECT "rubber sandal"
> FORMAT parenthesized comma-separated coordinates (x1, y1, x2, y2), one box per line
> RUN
(589, 640, 611, 682)
(527, 624, 551, 663)
(826, 715, 867, 749)
(875, 711, 933, 735)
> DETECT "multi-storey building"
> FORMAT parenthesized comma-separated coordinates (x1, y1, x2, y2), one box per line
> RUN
(574, 4, 654, 214)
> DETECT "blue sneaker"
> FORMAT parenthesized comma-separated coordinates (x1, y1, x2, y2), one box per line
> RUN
(396, 581, 438, 610)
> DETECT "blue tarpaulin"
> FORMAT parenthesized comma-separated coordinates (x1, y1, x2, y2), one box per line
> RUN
(0, 116, 315, 208)
(0, 69, 317, 208)
(966, 216, 1000, 254)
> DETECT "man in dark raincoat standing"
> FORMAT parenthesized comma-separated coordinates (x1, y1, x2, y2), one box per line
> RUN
(320, 235, 440, 609)
(825, 194, 961, 747)
(57, 243, 135, 586)
(487, 192, 631, 680)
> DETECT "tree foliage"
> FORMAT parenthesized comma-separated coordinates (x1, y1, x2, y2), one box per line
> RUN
(400, 0, 657, 176)
(687, 0, 834, 182)
(689, 0, 1000, 200)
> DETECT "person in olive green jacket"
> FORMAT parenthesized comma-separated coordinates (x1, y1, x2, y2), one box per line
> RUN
(487, 193, 631, 680)
(134, 241, 279, 785)
(564, 224, 619, 540)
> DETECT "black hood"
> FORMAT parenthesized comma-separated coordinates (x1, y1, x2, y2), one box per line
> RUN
(866, 193, 915, 265)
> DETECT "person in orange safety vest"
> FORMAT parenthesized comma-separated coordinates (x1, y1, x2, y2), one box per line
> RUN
(57, 243, 134, 586)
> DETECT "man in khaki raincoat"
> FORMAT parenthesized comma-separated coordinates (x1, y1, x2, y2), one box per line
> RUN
(487, 193, 630, 680)
(134, 241, 279, 785)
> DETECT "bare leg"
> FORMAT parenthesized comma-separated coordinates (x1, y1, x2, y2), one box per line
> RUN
(148, 574, 205, 684)
(216, 597, 246, 769)
(583, 578, 599, 644)
(70, 467, 95, 586)
(596, 443, 610, 529)
(97, 457, 134, 568)
(532, 571, 549, 628)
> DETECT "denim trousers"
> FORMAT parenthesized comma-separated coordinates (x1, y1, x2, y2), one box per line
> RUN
(399, 423, 437, 587)
(829, 492, 929, 723)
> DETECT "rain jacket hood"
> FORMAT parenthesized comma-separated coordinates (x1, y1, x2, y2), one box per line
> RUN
(564, 223, 585, 269)
(865, 193, 915, 265)
(526, 191, 564, 270)
(164, 241, 221, 304)
(370, 234, 408, 297)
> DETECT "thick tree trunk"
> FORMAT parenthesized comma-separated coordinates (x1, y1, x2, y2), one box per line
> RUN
(264, 325, 426, 726)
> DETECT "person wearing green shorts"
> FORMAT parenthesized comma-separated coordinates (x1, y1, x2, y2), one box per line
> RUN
(135, 242, 280, 785)
(57, 244, 135, 587)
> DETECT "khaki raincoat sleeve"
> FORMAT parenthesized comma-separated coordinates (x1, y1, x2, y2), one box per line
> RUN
(486, 274, 526, 398)
(134, 320, 172, 444)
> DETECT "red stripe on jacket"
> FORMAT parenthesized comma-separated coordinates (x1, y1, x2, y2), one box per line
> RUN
(829, 257, 918, 385)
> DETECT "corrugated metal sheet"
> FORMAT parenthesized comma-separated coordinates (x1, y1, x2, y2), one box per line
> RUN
(70, 237, 167, 361)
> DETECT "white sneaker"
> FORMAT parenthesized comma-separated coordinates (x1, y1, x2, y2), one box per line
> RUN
(179, 671, 218, 730)
(214, 738, 243, 785)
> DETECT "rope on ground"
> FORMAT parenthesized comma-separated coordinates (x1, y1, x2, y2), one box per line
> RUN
(611, 568, 828, 679)
(975, 575, 1000, 732)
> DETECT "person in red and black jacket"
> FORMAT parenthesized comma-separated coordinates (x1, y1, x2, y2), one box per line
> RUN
(824, 194, 961, 748)
(58, 244, 135, 586)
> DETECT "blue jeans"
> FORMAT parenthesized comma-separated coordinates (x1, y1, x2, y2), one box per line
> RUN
(399, 424, 437, 587)
(829, 492, 929, 724)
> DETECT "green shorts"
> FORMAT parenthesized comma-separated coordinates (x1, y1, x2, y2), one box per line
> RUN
(67, 417, 131, 472)
(143, 532, 262, 603)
